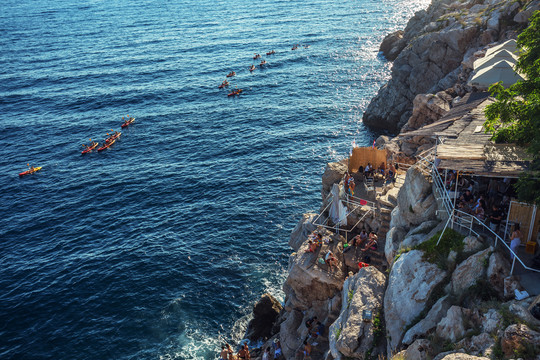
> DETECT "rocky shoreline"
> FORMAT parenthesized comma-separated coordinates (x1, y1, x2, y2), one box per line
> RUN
(234, 1, 540, 359)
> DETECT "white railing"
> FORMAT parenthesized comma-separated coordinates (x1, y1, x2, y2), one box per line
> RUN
(310, 190, 377, 237)
(424, 152, 540, 275)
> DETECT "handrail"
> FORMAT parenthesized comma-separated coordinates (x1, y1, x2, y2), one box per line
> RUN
(423, 152, 540, 275)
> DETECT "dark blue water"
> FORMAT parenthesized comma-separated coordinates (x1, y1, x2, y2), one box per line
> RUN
(0, 0, 428, 358)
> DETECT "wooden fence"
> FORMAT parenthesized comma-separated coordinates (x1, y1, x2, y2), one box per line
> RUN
(348, 147, 388, 173)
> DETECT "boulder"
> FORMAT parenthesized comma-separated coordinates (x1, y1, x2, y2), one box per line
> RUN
(451, 247, 493, 294)
(396, 167, 437, 227)
(329, 267, 386, 358)
(379, 30, 406, 61)
(462, 236, 483, 253)
(322, 161, 347, 200)
(246, 293, 283, 341)
(393, 339, 433, 360)
(455, 333, 495, 357)
(435, 306, 469, 343)
(503, 275, 521, 300)
(400, 220, 442, 251)
(289, 213, 317, 251)
(481, 308, 502, 334)
(501, 324, 540, 357)
(435, 353, 490, 360)
(384, 250, 446, 353)
(402, 92, 451, 132)
(402, 295, 452, 345)
(486, 251, 510, 296)
(514, 2, 540, 23)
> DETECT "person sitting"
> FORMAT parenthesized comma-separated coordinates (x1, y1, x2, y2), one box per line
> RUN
(364, 163, 372, 177)
(378, 162, 386, 176)
(301, 340, 311, 359)
(352, 229, 368, 247)
(325, 251, 337, 271)
(510, 224, 522, 259)
(306, 240, 318, 253)
(310, 321, 325, 345)
(474, 203, 485, 221)
(460, 189, 474, 205)
(362, 232, 378, 251)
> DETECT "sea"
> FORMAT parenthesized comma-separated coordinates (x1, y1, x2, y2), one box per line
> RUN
(0, 0, 428, 359)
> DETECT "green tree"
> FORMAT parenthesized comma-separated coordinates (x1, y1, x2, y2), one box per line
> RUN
(484, 10, 540, 205)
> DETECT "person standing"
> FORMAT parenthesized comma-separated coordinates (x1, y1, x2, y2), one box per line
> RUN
(510, 224, 522, 259)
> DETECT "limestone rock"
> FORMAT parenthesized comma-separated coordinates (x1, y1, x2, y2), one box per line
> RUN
(278, 309, 304, 359)
(402, 92, 451, 132)
(402, 295, 451, 345)
(400, 220, 441, 250)
(396, 167, 437, 227)
(384, 226, 408, 265)
(508, 300, 540, 329)
(514, 2, 540, 23)
(481, 308, 502, 334)
(379, 30, 406, 61)
(462, 236, 483, 253)
(501, 324, 540, 357)
(246, 293, 283, 341)
(384, 250, 446, 353)
(503, 275, 521, 300)
(451, 247, 492, 294)
(329, 267, 386, 358)
(455, 333, 495, 357)
(284, 229, 345, 310)
(289, 213, 317, 251)
(394, 339, 433, 360)
(436, 353, 490, 360)
(436, 306, 469, 343)
(322, 161, 347, 200)
(487, 251, 510, 296)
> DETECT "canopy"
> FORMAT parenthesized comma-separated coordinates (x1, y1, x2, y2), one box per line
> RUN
(468, 60, 525, 90)
(473, 49, 518, 72)
(485, 39, 518, 57)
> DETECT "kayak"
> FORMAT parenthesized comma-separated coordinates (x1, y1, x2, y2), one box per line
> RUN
(97, 138, 116, 151)
(81, 142, 99, 154)
(106, 132, 122, 142)
(226, 72, 236, 77)
(19, 167, 42, 177)
(121, 118, 135, 128)
(228, 89, 243, 97)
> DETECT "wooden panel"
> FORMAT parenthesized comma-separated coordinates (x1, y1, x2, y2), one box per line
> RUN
(508, 202, 535, 244)
(532, 210, 540, 244)
(348, 147, 388, 173)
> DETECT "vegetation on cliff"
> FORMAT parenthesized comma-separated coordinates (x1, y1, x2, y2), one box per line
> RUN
(485, 10, 540, 205)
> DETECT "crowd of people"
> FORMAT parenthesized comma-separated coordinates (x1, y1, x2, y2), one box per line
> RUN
(220, 340, 283, 360)
(443, 171, 520, 250)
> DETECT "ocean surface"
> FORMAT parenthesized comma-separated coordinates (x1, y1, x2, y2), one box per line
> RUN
(0, 0, 428, 358)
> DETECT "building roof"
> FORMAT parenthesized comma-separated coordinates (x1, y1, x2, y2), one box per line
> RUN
(398, 92, 531, 177)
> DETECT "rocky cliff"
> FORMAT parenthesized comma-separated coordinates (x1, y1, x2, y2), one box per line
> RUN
(243, 164, 540, 360)
(363, 0, 540, 133)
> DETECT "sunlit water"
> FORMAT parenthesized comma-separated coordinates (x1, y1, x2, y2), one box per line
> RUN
(0, 0, 429, 358)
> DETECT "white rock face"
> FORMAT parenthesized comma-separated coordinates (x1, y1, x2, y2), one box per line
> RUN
(402, 295, 451, 345)
(322, 161, 347, 200)
(384, 250, 446, 353)
(289, 213, 317, 251)
(451, 247, 493, 294)
(396, 167, 437, 227)
(329, 267, 386, 359)
(436, 306, 468, 342)
(384, 225, 407, 265)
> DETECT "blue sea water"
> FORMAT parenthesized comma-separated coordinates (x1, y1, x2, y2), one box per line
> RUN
(0, 0, 428, 358)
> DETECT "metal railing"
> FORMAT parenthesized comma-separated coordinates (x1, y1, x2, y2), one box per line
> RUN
(421, 149, 540, 275)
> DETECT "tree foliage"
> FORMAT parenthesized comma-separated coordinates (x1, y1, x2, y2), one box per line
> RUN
(484, 10, 540, 205)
